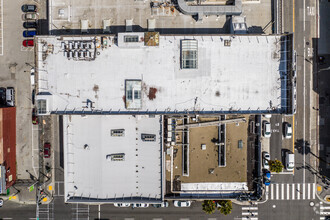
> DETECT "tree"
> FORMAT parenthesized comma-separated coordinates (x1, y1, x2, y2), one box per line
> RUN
(269, 160, 284, 173)
(202, 200, 216, 214)
(216, 200, 232, 215)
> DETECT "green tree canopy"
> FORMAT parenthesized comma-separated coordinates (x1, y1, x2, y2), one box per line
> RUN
(269, 159, 284, 173)
(202, 200, 216, 214)
(216, 200, 232, 215)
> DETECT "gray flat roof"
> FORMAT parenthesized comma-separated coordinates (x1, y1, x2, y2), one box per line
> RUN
(36, 34, 286, 114)
(63, 115, 163, 202)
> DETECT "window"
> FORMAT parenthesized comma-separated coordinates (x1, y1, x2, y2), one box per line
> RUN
(181, 40, 198, 69)
(134, 90, 141, 99)
(126, 90, 133, 100)
(124, 35, 139, 43)
(37, 99, 47, 114)
(111, 129, 125, 137)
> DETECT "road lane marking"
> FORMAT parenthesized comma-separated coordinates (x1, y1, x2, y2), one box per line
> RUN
(271, 184, 274, 200)
(292, 184, 295, 200)
(320, 212, 330, 215)
(313, 183, 316, 199)
(242, 207, 258, 210)
(265, 185, 269, 200)
(276, 184, 279, 200)
(320, 206, 330, 210)
(287, 184, 290, 200)
(242, 212, 258, 215)
(307, 183, 311, 199)
(302, 183, 306, 200)
(293, 0, 295, 32)
(281, 184, 284, 200)
(297, 184, 301, 200)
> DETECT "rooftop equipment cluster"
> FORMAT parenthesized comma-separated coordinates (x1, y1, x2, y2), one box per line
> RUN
(61, 40, 96, 61)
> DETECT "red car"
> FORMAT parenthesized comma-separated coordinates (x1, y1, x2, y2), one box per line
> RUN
(23, 40, 34, 47)
(43, 143, 51, 158)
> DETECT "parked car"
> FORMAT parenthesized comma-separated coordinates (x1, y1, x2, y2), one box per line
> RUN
(5, 87, 15, 106)
(0, 198, 3, 207)
(113, 203, 130, 208)
(21, 4, 36, 12)
(43, 143, 51, 158)
(173, 201, 191, 207)
(152, 202, 169, 208)
(23, 21, 37, 29)
(263, 114, 272, 119)
(32, 108, 38, 125)
(23, 40, 34, 47)
(263, 152, 270, 170)
(22, 13, 38, 20)
(132, 203, 149, 208)
(263, 121, 271, 138)
(263, 171, 271, 186)
(285, 151, 295, 171)
(23, 30, 36, 38)
(284, 122, 292, 139)
(0, 87, 6, 105)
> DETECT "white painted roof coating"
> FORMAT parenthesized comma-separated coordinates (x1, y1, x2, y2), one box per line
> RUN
(36, 34, 283, 114)
(63, 115, 163, 201)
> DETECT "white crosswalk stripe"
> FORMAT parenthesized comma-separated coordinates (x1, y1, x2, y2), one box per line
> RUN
(241, 206, 258, 220)
(266, 183, 316, 200)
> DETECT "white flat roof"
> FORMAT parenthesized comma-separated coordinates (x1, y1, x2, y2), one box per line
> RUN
(63, 115, 163, 202)
(36, 34, 285, 114)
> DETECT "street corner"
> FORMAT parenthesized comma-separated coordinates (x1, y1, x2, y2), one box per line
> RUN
(316, 183, 330, 204)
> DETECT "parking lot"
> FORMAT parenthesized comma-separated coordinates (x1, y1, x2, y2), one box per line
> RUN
(0, 0, 46, 180)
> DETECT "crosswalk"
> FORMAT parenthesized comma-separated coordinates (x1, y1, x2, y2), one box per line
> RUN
(265, 183, 316, 200)
(320, 203, 330, 220)
(240, 206, 258, 220)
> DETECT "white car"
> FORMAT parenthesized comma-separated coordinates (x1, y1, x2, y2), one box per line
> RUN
(173, 200, 191, 207)
(0, 198, 3, 207)
(132, 203, 149, 208)
(284, 123, 292, 139)
(263, 152, 270, 170)
(113, 203, 130, 208)
(263, 114, 272, 119)
(22, 13, 38, 20)
(263, 122, 271, 138)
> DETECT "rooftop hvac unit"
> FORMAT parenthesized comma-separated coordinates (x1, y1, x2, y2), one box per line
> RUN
(74, 41, 78, 49)
(69, 51, 73, 58)
(61, 42, 65, 50)
(81, 20, 89, 33)
(74, 50, 78, 58)
(63, 51, 67, 57)
(79, 50, 84, 58)
(86, 50, 91, 57)
(68, 41, 73, 50)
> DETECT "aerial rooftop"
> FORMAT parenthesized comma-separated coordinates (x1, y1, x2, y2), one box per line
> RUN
(64, 114, 163, 202)
(36, 33, 291, 115)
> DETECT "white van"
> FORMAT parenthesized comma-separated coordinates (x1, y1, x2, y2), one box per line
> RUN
(6, 87, 15, 107)
(286, 152, 294, 171)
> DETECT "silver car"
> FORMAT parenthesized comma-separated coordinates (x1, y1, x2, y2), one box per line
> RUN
(6, 87, 15, 106)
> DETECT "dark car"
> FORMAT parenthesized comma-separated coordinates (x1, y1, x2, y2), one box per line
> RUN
(0, 87, 5, 105)
(44, 143, 51, 158)
(23, 21, 37, 29)
(23, 30, 36, 38)
(23, 39, 34, 47)
(32, 108, 38, 125)
(21, 4, 37, 12)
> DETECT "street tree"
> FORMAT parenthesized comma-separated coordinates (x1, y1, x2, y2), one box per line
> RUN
(216, 200, 232, 215)
(269, 159, 284, 173)
(202, 200, 216, 214)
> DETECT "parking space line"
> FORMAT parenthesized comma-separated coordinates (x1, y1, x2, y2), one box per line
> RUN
(276, 184, 279, 200)
(281, 184, 284, 200)
(287, 184, 290, 200)
(292, 184, 295, 200)
(297, 184, 301, 200)
(312, 183, 316, 199)
(265, 185, 269, 200)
